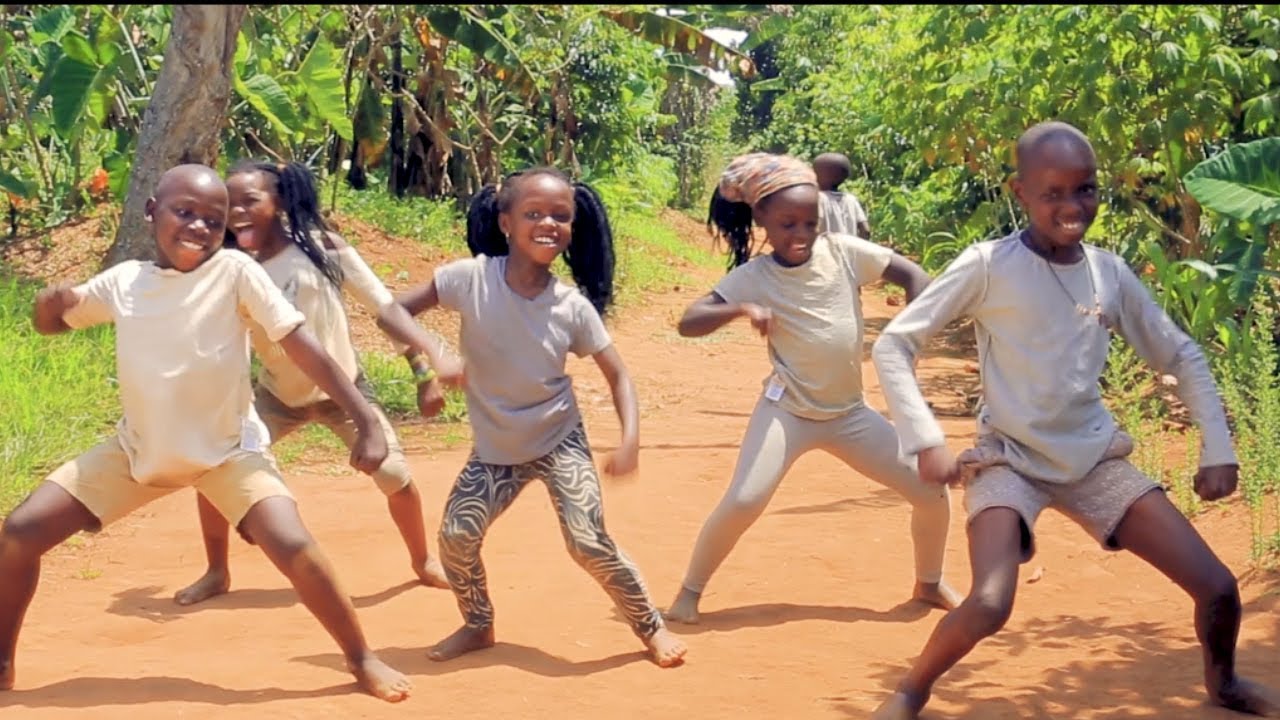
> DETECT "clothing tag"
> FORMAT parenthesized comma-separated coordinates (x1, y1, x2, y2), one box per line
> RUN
(765, 376, 785, 402)
(240, 418, 264, 452)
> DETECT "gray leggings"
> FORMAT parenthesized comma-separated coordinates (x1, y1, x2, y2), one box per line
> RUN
(681, 397, 952, 593)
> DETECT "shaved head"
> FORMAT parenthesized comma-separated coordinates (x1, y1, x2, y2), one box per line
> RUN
(154, 163, 225, 200)
(1015, 121, 1095, 172)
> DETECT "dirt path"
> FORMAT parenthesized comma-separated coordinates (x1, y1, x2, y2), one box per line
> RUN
(4, 217, 1278, 719)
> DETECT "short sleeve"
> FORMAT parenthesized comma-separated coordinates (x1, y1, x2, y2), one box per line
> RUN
(62, 263, 128, 329)
(234, 255, 306, 342)
(845, 194, 869, 225)
(570, 295, 613, 358)
(433, 257, 479, 312)
(833, 234, 893, 287)
(712, 262, 759, 305)
(336, 246, 395, 313)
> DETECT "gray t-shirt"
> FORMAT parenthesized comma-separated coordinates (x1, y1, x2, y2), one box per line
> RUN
(435, 254, 613, 465)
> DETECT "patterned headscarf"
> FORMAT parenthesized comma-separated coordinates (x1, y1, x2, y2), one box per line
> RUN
(717, 152, 818, 208)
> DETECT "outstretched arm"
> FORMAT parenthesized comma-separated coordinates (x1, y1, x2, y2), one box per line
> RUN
(592, 344, 640, 477)
(678, 291, 771, 338)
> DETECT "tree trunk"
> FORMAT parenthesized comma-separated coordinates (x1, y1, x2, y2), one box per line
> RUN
(103, 5, 247, 268)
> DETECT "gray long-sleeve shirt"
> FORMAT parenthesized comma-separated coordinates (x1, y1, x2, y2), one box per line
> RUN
(872, 232, 1237, 484)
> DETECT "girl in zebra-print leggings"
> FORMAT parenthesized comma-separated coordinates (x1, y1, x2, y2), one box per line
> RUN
(378, 167, 687, 668)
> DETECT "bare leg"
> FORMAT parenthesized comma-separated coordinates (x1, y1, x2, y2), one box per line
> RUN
(385, 483, 448, 588)
(0, 482, 97, 690)
(1114, 491, 1280, 717)
(872, 508, 1023, 719)
(173, 492, 232, 605)
(239, 496, 410, 703)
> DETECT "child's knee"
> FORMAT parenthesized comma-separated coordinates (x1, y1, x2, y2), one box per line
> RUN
(438, 516, 482, 555)
(1195, 562, 1240, 607)
(564, 530, 614, 568)
(963, 587, 1015, 638)
(1, 510, 59, 559)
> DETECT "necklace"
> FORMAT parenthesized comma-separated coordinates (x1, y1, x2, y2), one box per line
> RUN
(1025, 232, 1107, 327)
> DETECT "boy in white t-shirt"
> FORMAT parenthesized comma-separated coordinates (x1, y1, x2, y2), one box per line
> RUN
(0, 165, 411, 703)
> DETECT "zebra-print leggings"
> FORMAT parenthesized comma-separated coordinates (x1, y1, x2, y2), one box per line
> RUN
(438, 424, 664, 640)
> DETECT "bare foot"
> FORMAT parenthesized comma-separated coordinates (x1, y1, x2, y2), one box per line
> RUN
(662, 586, 701, 625)
(871, 691, 927, 720)
(415, 556, 451, 589)
(347, 655, 411, 703)
(913, 580, 962, 611)
(173, 569, 231, 606)
(427, 625, 495, 662)
(1, 659, 14, 691)
(646, 627, 687, 668)
(1214, 676, 1280, 717)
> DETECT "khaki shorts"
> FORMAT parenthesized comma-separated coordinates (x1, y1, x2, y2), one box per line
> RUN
(965, 457, 1161, 563)
(48, 436, 293, 533)
(254, 376, 412, 496)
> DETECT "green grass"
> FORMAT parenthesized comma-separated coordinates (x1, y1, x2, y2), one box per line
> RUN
(322, 175, 467, 257)
(0, 273, 120, 513)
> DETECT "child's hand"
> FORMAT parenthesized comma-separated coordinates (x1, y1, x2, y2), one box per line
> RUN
(740, 303, 772, 337)
(918, 445, 960, 487)
(35, 283, 80, 317)
(603, 439, 640, 479)
(1193, 464, 1239, 502)
(432, 354, 466, 388)
(350, 425, 389, 475)
(417, 378, 447, 419)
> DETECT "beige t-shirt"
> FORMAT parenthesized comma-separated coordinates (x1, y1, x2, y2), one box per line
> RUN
(715, 232, 893, 420)
(63, 250, 306, 485)
(872, 232, 1237, 484)
(250, 244, 402, 408)
(818, 190, 869, 236)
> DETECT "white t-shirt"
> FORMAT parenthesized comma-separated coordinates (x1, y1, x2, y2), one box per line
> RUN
(64, 250, 306, 484)
(434, 254, 613, 465)
(873, 231, 1237, 483)
(715, 232, 893, 420)
(818, 190, 869, 236)
(250, 243, 402, 408)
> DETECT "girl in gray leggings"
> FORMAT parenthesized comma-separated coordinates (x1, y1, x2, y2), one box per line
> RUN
(665, 153, 959, 624)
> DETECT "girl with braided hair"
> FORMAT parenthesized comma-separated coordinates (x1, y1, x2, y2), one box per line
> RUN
(174, 160, 461, 606)
(664, 153, 960, 625)
(380, 166, 687, 668)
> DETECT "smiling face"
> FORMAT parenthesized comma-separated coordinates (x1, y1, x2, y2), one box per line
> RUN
(145, 165, 229, 272)
(497, 173, 576, 266)
(1012, 137, 1099, 251)
(225, 170, 282, 255)
(754, 183, 821, 266)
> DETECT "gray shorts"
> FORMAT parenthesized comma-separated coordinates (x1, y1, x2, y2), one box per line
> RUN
(965, 458, 1161, 563)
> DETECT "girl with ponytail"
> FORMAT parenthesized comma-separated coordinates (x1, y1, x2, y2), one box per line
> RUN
(665, 153, 959, 624)
(381, 166, 687, 668)
(175, 160, 461, 607)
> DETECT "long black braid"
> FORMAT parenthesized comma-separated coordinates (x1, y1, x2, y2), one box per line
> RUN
(708, 187, 761, 272)
(465, 167, 616, 315)
(227, 160, 344, 287)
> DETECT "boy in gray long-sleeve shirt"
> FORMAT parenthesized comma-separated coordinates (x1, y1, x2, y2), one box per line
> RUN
(870, 121, 1278, 719)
